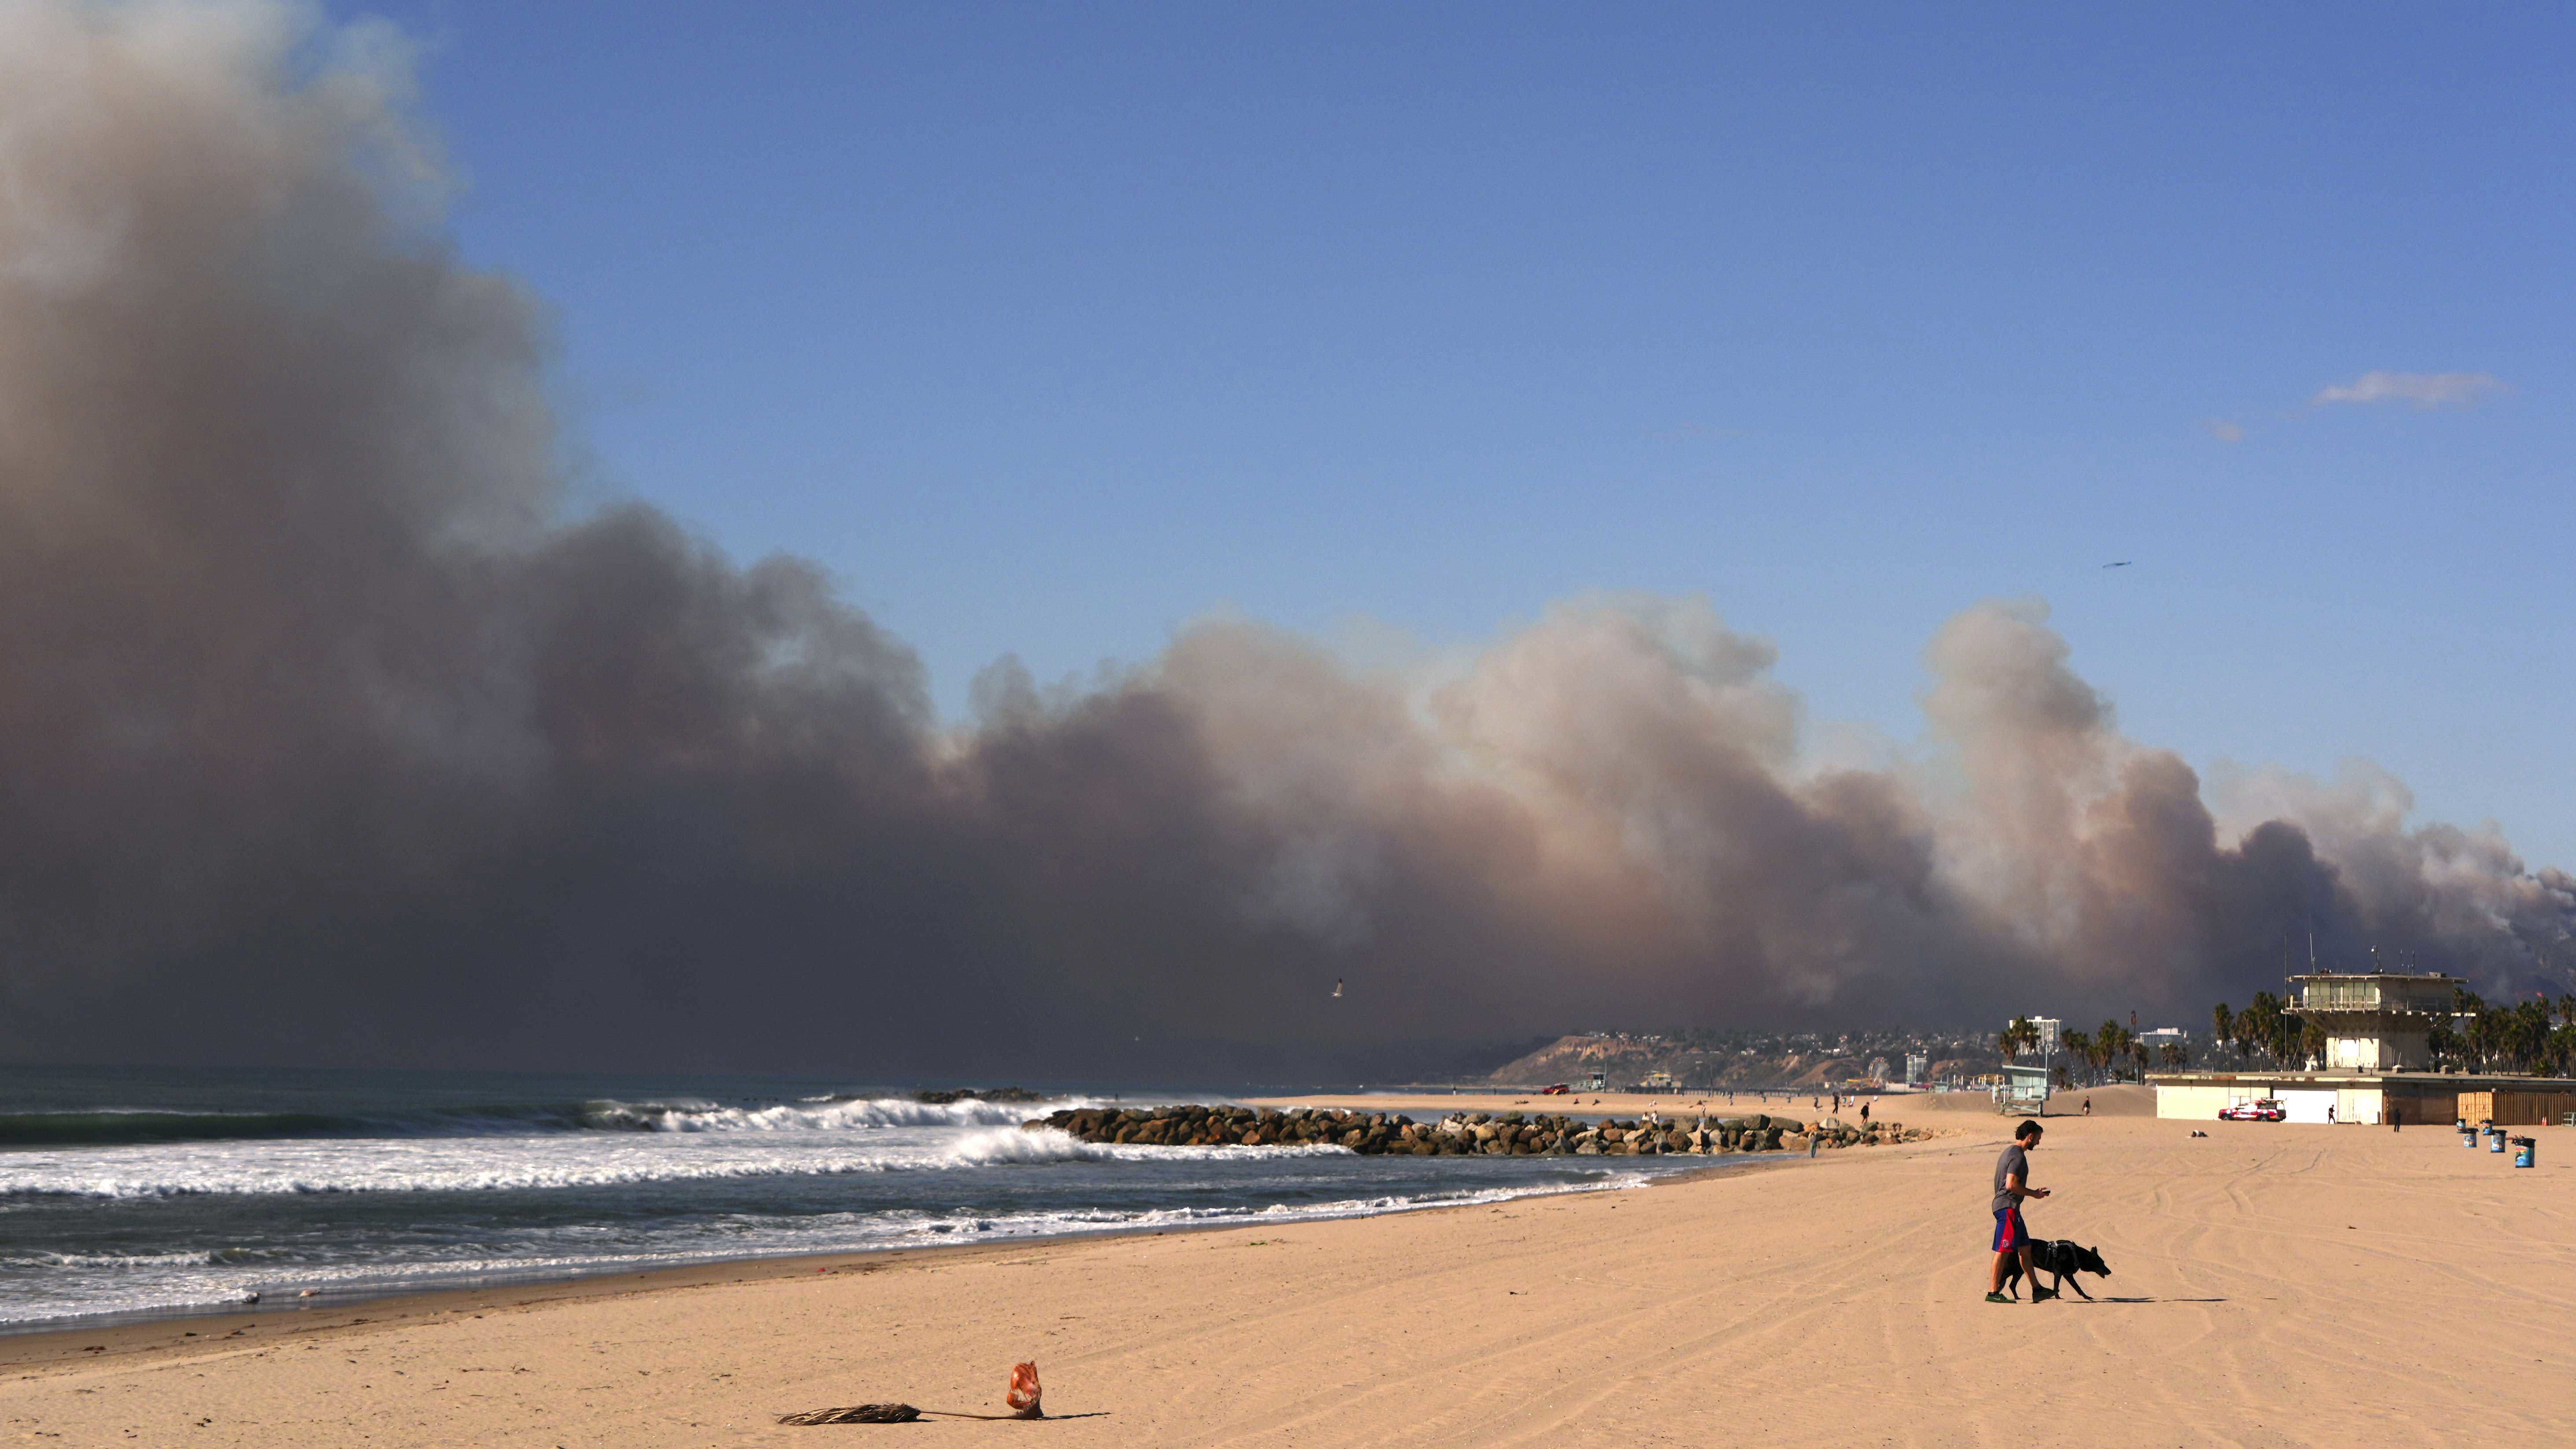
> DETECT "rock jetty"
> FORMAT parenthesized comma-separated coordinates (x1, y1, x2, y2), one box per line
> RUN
(1027, 1104, 1935, 1156)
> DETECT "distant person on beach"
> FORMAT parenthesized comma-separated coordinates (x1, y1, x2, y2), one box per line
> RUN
(1859, 1102, 1870, 1125)
(2082, 1097, 2091, 1117)
(1986, 1120, 2051, 1304)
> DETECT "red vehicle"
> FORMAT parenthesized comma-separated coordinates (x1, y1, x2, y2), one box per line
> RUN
(2218, 1099, 2285, 1122)
(1539, 1083, 1572, 1095)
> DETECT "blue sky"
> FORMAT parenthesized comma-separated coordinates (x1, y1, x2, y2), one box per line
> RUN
(355, 2, 2575, 868)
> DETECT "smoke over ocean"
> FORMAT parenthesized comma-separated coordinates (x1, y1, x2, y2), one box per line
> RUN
(2, 1, 2569, 1074)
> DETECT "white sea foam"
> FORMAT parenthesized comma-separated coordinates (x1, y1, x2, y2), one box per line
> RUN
(3, 1250, 217, 1270)
(0, 1125, 1338, 1199)
(618, 1096, 1070, 1133)
(939, 1129, 1347, 1168)
(0, 1170, 1658, 1325)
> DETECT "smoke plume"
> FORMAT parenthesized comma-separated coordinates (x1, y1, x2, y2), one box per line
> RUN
(2, 1, 2569, 1074)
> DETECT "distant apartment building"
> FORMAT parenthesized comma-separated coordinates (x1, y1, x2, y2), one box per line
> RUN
(2137, 1027, 2188, 1057)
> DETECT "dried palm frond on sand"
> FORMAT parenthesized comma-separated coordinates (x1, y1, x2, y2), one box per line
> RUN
(778, 1404, 922, 1425)
(778, 1362, 1046, 1426)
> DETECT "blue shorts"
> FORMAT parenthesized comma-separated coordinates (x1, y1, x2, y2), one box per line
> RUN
(1992, 1206, 2027, 1252)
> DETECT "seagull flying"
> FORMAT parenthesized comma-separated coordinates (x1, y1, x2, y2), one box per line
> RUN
(2102, 560, 2132, 569)
(1332, 978, 1344, 998)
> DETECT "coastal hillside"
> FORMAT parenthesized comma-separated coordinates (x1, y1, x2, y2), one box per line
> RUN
(1485, 1030, 2000, 1092)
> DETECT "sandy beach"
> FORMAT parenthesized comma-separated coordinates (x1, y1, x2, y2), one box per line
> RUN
(1247, 1090, 1889, 1118)
(1243, 1086, 2139, 1119)
(6, 1109, 2571, 1447)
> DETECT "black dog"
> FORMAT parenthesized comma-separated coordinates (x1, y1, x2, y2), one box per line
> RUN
(1999, 1239, 2111, 1301)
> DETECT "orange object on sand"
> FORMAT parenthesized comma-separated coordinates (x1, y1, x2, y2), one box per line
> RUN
(1006, 1361, 1042, 1418)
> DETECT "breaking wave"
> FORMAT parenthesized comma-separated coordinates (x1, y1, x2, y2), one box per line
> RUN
(0, 1127, 1339, 1199)
(938, 1129, 1349, 1168)
(0, 1095, 1061, 1149)
(629, 1098, 1052, 1133)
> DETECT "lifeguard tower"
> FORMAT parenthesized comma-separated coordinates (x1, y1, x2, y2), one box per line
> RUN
(2153, 971, 2576, 1125)
(1995, 1063, 2049, 1114)
(2288, 971, 2454, 1070)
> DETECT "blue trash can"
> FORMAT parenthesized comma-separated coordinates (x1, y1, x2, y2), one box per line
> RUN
(2488, 1128, 2507, 1153)
(2461, 1128, 2478, 1147)
(2512, 1136, 2535, 1169)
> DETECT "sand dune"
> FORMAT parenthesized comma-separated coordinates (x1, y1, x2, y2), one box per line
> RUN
(4, 1116, 2569, 1446)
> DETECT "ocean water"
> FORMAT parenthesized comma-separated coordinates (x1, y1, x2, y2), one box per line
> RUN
(0, 1066, 1712, 1330)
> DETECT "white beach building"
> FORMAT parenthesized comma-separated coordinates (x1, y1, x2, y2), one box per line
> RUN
(2152, 971, 2576, 1126)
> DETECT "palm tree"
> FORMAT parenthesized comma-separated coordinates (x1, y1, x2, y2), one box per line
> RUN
(2095, 1019, 2126, 1083)
(2241, 993, 2284, 1065)
(2211, 1003, 2234, 1063)
(2506, 999, 2553, 1074)
(2546, 1016, 2576, 1078)
(2427, 1017, 2462, 1070)
(2061, 1028, 2093, 1085)
(2158, 1040, 2188, 1070)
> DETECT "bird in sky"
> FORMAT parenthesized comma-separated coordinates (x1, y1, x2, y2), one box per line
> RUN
(2103, 560, 2133, 569)
(1332, 978, 1344, 999)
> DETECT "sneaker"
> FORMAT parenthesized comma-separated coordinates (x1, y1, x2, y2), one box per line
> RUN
(2031, 1287, 2060, 1302)
(1984, 1292, 2012, 1304)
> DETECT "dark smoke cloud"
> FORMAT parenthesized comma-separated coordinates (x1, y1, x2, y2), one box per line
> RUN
(2, 2, 2569, 1074)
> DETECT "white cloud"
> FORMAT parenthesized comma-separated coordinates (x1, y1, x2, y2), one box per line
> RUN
(2201, 418, 2245, 443)
(2311, 370, 2508, 409)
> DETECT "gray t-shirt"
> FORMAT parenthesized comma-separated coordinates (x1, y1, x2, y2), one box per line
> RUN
(1992, 1143, 2029, 1214)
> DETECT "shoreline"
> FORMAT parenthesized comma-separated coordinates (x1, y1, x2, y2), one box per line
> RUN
(12, 1119, 2568, 1444)
(0, 1149, 1781, 1358)
(0, 1228, 1121, 1374)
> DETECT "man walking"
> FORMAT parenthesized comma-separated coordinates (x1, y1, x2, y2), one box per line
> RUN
(1986, 1119, 2052, 1303)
